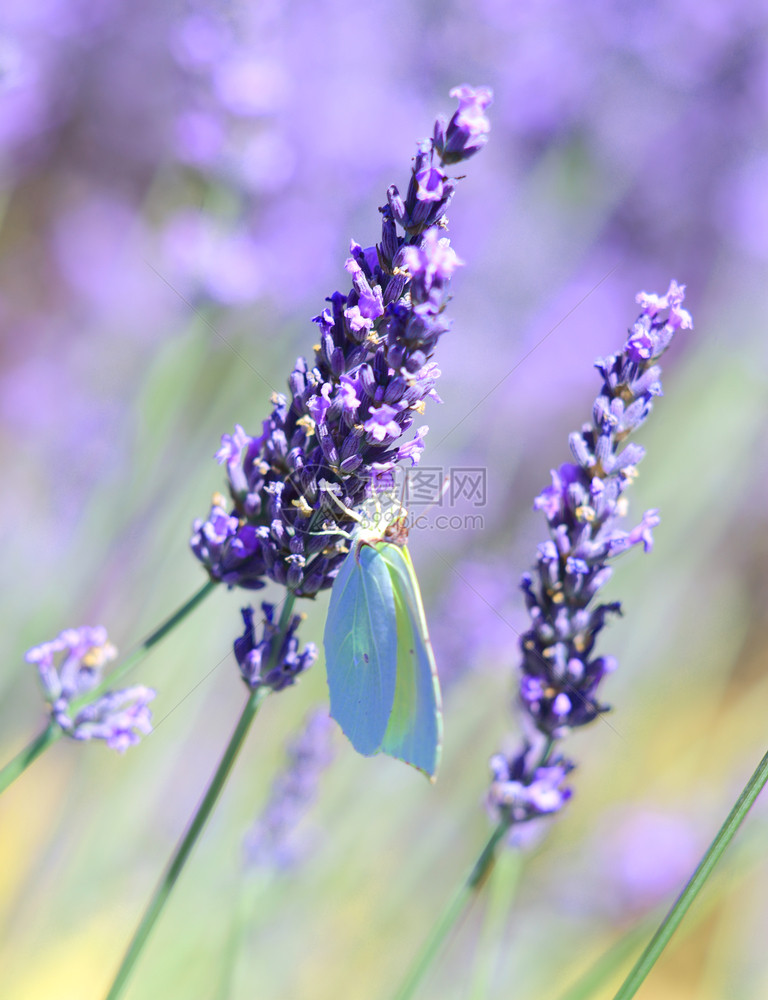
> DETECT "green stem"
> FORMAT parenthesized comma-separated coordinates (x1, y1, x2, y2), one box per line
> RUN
(85, 579, 218, 703)
(468, 846, 523, 1000)
(104, 593, 296, 1000)
(612, 748, 768, 1000)
(0, 722, 61, 795)
(392, 820, 508, 1000)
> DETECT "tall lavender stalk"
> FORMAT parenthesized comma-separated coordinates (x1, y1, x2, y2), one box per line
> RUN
(393, 282, 692, 1000)
(106, 86, 491, 1000)
(486, 281, 692, 836)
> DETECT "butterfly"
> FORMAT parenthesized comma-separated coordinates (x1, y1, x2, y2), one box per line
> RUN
(323, 509, 442, 779)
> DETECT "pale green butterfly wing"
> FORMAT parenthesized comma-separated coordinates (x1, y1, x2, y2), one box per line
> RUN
(324, 539, 398, 756)
(377, 541, 443, 778)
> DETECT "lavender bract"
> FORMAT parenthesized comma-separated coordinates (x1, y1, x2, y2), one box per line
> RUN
(234, 604, 317, 692)
(487, 282, 692, 835)
(25, 626, 155, 752)
(190, 86, 492, 598)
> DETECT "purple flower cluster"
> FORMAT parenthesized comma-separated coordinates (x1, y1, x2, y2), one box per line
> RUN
(243, 707, 335, 870)
(489, 745, 574, 823)
(487, 282, 692, 832)
(234, 604, 317, 692)
(191, 87, 492, 598)
(24, 626, 155, 752)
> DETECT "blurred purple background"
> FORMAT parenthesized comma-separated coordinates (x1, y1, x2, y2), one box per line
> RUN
(2, 0, 766, 545)
(2, 3, 768, 998)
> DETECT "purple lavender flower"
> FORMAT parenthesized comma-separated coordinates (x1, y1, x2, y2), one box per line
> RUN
(24, 626, 155, 752)
(243, 707, 335, 870)
(190, 86, 492, 598)
(434, 84, 493, 164)
(64, 687, 155, 752)
(234, 604, 317, 692)
(488, 743, 573, 824)
(487, 282, 692, 835)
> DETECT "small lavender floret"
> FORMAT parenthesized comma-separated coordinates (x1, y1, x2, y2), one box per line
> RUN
(234, 604, 317, 692)
(25, 625, 116, 702)
(489, 283, 692, 836)
(434, 84, 493, 165)
(243, 707, 335, 870)
(25, 626, 155, 752)
(65, 686, 156, 752)
(190, 86, 492, 597)
(487, 743, 574, 825)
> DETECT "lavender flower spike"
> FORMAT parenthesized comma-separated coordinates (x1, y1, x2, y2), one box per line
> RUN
(243, 708, 335, 870)
(25, 626, 155, 752)
(487, 282, 692, 838)
(190, 86, 492, 598)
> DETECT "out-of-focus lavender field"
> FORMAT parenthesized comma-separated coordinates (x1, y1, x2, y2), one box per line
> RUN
(2, 2, 768, 998)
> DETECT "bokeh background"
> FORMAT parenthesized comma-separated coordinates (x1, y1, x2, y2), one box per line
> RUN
(2, 2, 768, 998)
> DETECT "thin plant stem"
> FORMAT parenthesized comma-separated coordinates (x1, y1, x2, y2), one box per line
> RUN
(392, 820, 508, 1000)
(86, 578, 218, 701)
(468, 846, 523, 1000)
(612, 748, 768, 1000)
(0, 580, 218, 795)
(558, 774, 768, 1000)
(104, 593, 296, 1000)
(391, 736, 555, 1000)
(557, 921, 656, 1000)
(215, 872, 270, 1000)
(215, 884, 249, 1000)
(104, 687, 269, 999)
(0, 722, 61, 795)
